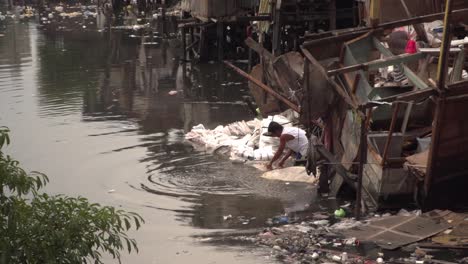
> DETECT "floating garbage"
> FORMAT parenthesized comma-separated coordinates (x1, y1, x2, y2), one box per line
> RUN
(223, 214, 232, 221)
(334, 208, 346, 218)
(272, 216, 289, 225)
(168, 90, 178, 96)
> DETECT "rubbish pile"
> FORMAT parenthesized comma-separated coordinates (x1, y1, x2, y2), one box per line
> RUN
(252, 209, 468, 264)
(0, 6, 36, 22)
(38, 4, 102, 32)
(185, 112, 294, 162)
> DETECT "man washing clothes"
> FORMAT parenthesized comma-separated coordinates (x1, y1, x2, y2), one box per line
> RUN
(265, 122, 309, 170)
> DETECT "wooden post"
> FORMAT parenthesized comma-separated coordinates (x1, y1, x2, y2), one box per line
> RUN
(355, 112, 368, 220)
(381, 103, 401, 166)
(217, 21, 224, 61)
(369, 0, 381, 27)
(329, 0, 336, 30)
(161, 7, 166, 37)
(401, 102, 413, 134)
(437, 0, 454, 90)
(248, 48, 253, 72)
(449, 46, 465, 83)
(189, 27, 194, 59)
(272, 0, 282, 56)
(181, 27, 187, 62)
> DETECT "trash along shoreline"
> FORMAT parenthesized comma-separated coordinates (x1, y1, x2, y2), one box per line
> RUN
(196, 206, 468, 264)
(186, 116, 468, 264)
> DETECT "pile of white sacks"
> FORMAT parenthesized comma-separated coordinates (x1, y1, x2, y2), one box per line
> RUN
(185, 114, 292, 161)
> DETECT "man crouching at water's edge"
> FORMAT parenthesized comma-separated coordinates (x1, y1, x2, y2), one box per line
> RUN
(265, 122, 309, 170)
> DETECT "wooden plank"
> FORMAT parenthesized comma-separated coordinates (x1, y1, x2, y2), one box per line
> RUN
(437, 0, 455, 90)
(223, 61, 299, 112)
(376, 88, 436, 103)
(373, 38, 429, 89)
(304, 8, 468, 49)
(244, 37, 275, 62)
(370, 0, 381, 26)
(449, 47, 465, 83)
(217, 21, 224, 61)
(381, 103, 401, 166)
(327, 52, 424, 76)
(301, 47, 359, 111)
(355, 115, 368, 219)
(272, 0, 282, 56)
(329, 0, 336, 30)
(425, 98, 445, 195)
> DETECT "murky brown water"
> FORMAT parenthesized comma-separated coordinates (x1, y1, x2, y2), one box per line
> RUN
(0, 20, 319, 263)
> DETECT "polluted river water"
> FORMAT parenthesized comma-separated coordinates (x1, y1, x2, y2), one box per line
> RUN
(0, 20, 333, 263)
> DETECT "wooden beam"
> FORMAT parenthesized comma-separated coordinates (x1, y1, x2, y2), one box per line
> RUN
(376, 88, 436, 103)
(217, 22, 224, 61)
(352, 74, 361, 94)
(223, 61, 299, 112)
(327, 52, 424, 76)
(303, 9, 468, 47)
(381, 103, 401, 166)
(329, 0, 336, 30)
(369, 0, 381, 27)
(301, 47, 359, 110)
(272, 0, 282, 56)
(185, 39, 199, 51)
(373, 38, 429, 89)
(355, 114, 368, 219)
(244, 37, 275, 62)
(449, 46, 465, 83)
(437, 0, 455, 90)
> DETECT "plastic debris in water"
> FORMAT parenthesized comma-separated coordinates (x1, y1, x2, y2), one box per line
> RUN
(341, 252, 348, 262)
(223, 214, 232, 221)
(334, 208, 346, 218)
(107, 189, 116, 193)
(168, 90, 178, 96)
(312, 220, 329, 226)
(273, 216, 289, 225)
(311, 252, 319, 260)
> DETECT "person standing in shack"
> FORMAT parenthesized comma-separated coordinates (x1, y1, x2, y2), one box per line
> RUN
(265, 121, 309, 170)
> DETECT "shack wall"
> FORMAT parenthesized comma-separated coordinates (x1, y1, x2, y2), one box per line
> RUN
(427, 94, 468, 187)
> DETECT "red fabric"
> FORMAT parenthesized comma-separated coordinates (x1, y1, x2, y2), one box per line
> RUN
(405, 39, 417, 54)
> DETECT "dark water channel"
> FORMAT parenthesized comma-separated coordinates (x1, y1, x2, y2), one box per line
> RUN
(0, 20, 326, 263)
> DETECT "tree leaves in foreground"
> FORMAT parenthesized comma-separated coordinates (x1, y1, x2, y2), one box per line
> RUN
(0, 127, 144, 263)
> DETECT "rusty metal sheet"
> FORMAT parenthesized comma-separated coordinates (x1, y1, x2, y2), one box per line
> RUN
(341, 215, 451, 250)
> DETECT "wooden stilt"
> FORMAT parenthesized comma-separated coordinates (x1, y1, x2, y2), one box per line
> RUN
(217, 21, 224, 61)
(355, 112, 368, 220)
(181, 27, 187, 62)
(248, 48, 253, 72)
(329, 0, 336, 30)
(272, 0, 282, 56)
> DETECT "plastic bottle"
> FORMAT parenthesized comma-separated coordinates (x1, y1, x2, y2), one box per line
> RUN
(341, 252, 348, 262)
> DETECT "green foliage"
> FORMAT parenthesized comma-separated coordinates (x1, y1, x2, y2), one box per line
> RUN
(0, 127, 144, 264)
